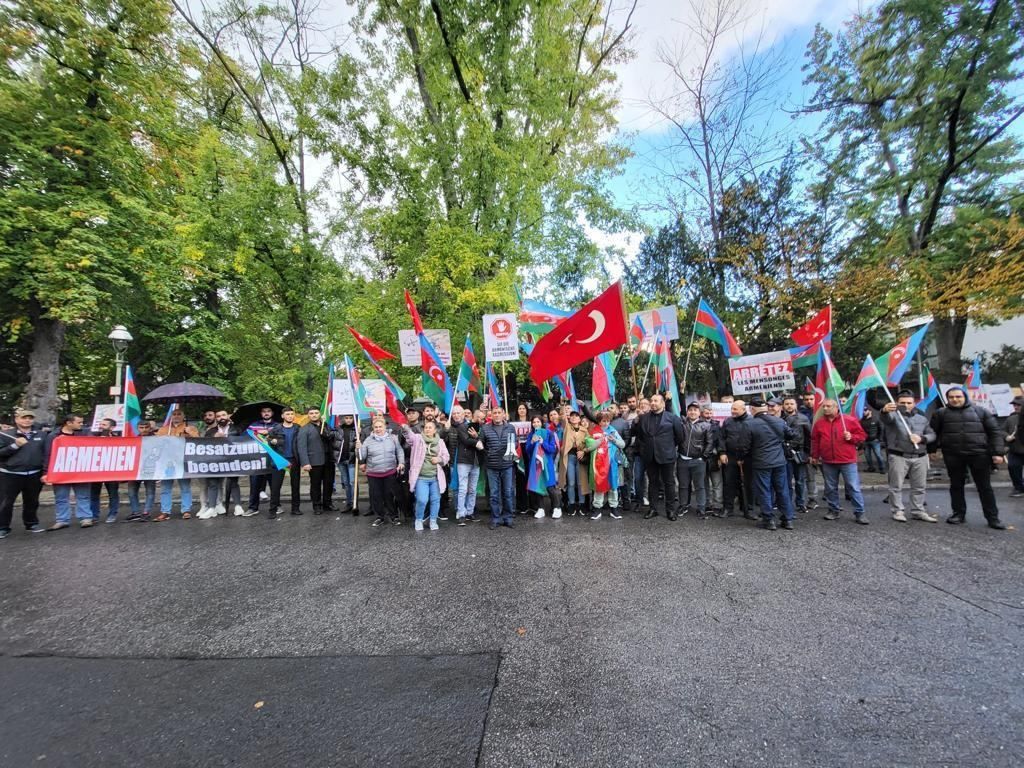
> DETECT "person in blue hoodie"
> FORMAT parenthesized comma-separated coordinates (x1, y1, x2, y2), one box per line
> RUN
(525, 416, 559, 519)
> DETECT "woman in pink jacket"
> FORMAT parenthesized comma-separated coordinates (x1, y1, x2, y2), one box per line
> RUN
(402, 421, 450, 532)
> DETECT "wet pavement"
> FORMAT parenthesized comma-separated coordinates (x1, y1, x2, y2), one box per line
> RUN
(2, 486, 1023, 767)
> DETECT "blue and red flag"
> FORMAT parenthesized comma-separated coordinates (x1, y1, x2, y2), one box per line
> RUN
(875, 323, 930, 386)
(320, 363, 337, 428)
(628, 314, 647, 362)
(591, 351, 616, 408)
(344, 354, 373, 419)
(404, 289, 454, 412)
(965, 357, 983, 389)
(454, 334, 482, 396)
(918, 363, 942, 409)
(122, 365, 141, 437)
(162, 402, 178, 429)
(694, 299, 742, 357)
(486, 362, 503, 410)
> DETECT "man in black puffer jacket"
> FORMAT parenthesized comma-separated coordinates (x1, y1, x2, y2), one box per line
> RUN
(930, 386, 1007, 529)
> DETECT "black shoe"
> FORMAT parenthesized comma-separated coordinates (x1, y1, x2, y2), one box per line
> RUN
(855, 515, 869, 525)
(391, 518, 402, 526)
(268, 511, 279, 520)
(126, 513, 144, 522)
(759, 518, 777, 531)
(667, 513, 678, 521)
(372, 518, 385, 527)
(946, 515, 965, 525)
(823, 511, 839, 521)
(505, 520, 516, 528)
(0, 528, 9, 539)
(290, 509, 303, 516)
(781, 519, 794, 530)
(466, 515, 479, 523)
(313, 506, 323, 515)
(643, 510, 657, 520)
(988, 519, 1007, 530)
(324, 503, 338, 512)
(696, 511, 708, 520)
(361, 509, 374, 516)
(742, 512, 758, 521)
(26, 524, 45, 534)
(457, 519, 468, 527)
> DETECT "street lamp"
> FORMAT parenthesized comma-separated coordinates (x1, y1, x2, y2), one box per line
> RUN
(108, 325, 133, 405)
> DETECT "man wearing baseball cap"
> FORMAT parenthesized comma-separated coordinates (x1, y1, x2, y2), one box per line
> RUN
(0, 408, 47, 538)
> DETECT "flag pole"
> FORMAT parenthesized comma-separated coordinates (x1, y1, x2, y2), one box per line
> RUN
(630, 348, 639, 398)
(679, 295, 700, 396)
(869, 358, 915, 438)
(501, 361, 509, 413)
(639, 349, 654, 396)
(351, 371, 361, 515)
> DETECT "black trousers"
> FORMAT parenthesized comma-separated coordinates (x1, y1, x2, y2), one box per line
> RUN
(0, 472, 42, 529)
(944, 453, 1000, 521)
(515, 465, 528, 512)
(528, 490, 551, 514)
(646, 460, 677, 517)
(368, 474, 398, 520)
(248, 473, 271, 510)
(270, 460, 302, 512)
(309, 463, 335, 509)
(722, 459, 753, 513)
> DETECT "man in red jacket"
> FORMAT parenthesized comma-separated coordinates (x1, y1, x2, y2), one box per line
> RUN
(811, 399, 869, 524)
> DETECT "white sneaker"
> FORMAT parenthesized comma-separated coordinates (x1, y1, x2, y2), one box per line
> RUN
(892, 511, 907, 522)
(197, 507, 215, 520)
(534, 509, 545, 518)
(912, 512, 938, 523)
(233, 505, 245, 517)
(215, 504, 226, 516)
(260, 491, 269, 500)
(197, 506, 208, 518)
(414, 520, 424, 531)
(552, 507, 562, 519)
(429, 520, 439, 531)
(643, 497, 649, 506)
(590, 511, 602, 521)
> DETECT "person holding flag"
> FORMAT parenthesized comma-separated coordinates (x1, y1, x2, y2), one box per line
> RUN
(585, 411, 626, 520)
(524, 416, 559, 518)
(880, 391, 937, 523)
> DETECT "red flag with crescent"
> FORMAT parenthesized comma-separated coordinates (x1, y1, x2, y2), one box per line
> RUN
(527, 282, 628, 387)
(404, 289, 424, 335)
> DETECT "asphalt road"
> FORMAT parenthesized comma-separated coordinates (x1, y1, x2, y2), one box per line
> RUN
(2, 485, 1022, 767)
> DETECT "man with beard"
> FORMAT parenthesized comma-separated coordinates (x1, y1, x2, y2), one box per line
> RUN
(298, 407, 337, 514)
(634, 394, 684, 521)
(719, 400, 754, 519)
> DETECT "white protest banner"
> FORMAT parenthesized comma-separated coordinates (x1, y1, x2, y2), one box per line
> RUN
(708, 403, 733, 425)
(398, 329, 452, 367)
(482, 313, 520, 362)
(91, 403, 126, 433)
(985, 383, 1015, 417)
(332, 379, 387, 415)
(629, 305, 679, 342)
(729, 350, 796, 395)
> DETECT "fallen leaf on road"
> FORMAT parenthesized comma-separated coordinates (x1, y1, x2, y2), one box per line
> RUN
(254, 701, 265, 709)
(516, 627, 527, 636)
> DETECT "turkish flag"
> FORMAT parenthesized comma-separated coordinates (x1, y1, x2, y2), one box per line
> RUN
(347, 325, 396, 361)
(404, 289, 424, 335)
(791, 306, 831, 346)
(528, 282, 628, 387)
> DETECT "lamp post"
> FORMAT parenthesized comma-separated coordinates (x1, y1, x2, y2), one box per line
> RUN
(108, 325, 133, 405)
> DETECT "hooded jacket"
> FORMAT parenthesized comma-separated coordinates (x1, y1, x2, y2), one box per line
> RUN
(930, 387, 1005, 457)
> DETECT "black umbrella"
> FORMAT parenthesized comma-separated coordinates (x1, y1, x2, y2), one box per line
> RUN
(143, 381, 225, 403)
(231, 401, 285, 428)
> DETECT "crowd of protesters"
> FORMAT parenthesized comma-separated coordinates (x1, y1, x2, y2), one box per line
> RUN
(1, 385, 1020, 539)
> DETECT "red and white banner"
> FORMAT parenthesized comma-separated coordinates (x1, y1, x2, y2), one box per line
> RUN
(729, 350, 796, 395)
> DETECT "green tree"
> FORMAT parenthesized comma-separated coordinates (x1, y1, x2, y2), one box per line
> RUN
(803, 0, 1024, 377)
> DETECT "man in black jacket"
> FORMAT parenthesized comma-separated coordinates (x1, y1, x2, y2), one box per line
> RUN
(701, 405, 724, 515)
(677, 402, 712, 518)
(782, 396, 812, 513)
(477, 407, 519, 528)
(0, 408, 47, 538)
(298, 407, 337, 514)
(635, 394, 684, 520)
(747, 397, 796, 530)
(334, 414, 359, 515)
(930, 386, 1007, 529)
(1005, 396, 1024, 497)
(719, 400, 754, 519)
(267, 407, 303, 518)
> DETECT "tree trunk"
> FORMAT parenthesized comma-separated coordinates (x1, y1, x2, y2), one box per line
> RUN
(24, 305, 66, 427)
(932, 314, 969, 381)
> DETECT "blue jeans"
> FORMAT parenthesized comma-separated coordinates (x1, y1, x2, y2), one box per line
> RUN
(160, 479, 192, 514)
(54, 483, 92, 523)
(632, 454, 647, 504)
(486, 466, 515, 523)
(786, 461, 807, 510)
(414, 477, 441, 522)
(754, 465, 794, 521)
(865, 440, 886, 471)
(128, 481, 156, 515)
(456, 463, 480, 518)
(821, 463, 865, 516)
(566, 454, 583, 504)
(337, 462, 355, 507)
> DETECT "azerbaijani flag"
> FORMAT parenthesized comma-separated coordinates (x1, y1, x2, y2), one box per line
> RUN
(320, 363, 337, 429)
(591, 351, 616, 408)
(486, 362, 503, 410)
(122, 364, 142, 437)
(454, 334, 482, 395)
(518, 298, 571, 337)
(162, 402, 178, 429)
(526, 429, 555, 495)
(965, 356, 983, 389)
(405, 290, 454, 412)
(694, 299, 742, 357)
(344, 354, 373, 419)
(842, 355, 885, 417)
(246, 428, 291, 470)
(918, 363, 942, 409)
(813, 341, 845, 421)
(875, 323, 930, 387)
(651, 331, 681, 414)
(362, 349, 407, 402)
(628, 314, 647, 362)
